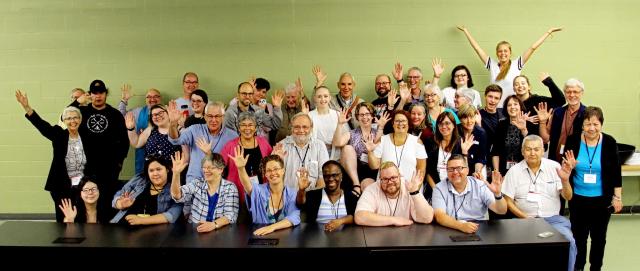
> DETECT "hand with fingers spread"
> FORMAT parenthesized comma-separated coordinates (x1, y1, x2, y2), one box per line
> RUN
(393, 62, 404, 81)
(399, 84, 411, 102)
(271, 89, 285, 108)
(121, 83, 132, 102)
(271, 143, 288, 160)
(406, 170, 425, 193)
(432, 58, 444, 78)
(248, 76, 257, 91)
(337, 108, 351, 125)
(229, 145, 249, 168)
(297, 167, 310, 191)
(167, 100, 182, 125)
(171, 151, 188, 173)
(482, 170, 504, 196)
(460, 133, 475, 155)
(387, 89, 399, 109)
(15, 90, 33, 114)
(300, 97, 310, 114)
(362, 133, 378, 153)
(58, 198, 77, 223)
(312, 65, 327, 87)
(295, 77, 304, 95)
(557, 150, 577, 181)
(195, 137, 213, 156)
(117, 191, 135, 210)
(511, 111, 529, 132)
(534, 102, 552, 124)
(375, 111, 390, 130)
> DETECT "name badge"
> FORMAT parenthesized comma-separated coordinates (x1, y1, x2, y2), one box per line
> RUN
(526, 192, 541, 203)
(584, 174, 597, 184)
(71, 176, 82, 186)
(506, 161, 517, 170)
(360, 153, 369, 163)
(249, 176, 260, 185)
(559, 144, 565, 155)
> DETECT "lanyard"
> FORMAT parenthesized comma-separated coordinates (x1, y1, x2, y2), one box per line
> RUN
(452, 192, 467, 221)
(583, 134, 600, 171)
(385, 194, 400, 217)
(393, 133, 407, 168)
(526, 168, 541, 187)
(295, 144, 310, 167)
(201, 125, 225, 153)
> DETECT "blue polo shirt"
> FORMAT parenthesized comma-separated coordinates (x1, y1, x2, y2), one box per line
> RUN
(432, 176, 495, 221)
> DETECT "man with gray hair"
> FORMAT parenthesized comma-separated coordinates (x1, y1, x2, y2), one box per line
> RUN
(275, 80, 310, 142)
(502, 134, 577, 271)
(273, 112, 328, 191)
(224, 81, 283, 139)
(393, 62, 424, 104)
(168, 101, 237, 183)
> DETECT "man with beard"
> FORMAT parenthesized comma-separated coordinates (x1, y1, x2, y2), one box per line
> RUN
(224, 81, 283, 138)
(371, 74, 403, 120)
(354, 162, 433, 226)
(273, 113, 328, 191)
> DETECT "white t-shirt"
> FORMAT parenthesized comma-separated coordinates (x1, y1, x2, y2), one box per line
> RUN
(486, 56, 524, 108)
(309, 109, 346, 160)
(373, 134, 428, 180)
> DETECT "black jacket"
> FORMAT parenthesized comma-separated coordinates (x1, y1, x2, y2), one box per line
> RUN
(565, 133, 622, 199)
(298, 189, 358, 223)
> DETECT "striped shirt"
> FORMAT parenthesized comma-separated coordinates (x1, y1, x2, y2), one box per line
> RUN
(173, 178, 239, 224)
(316, 190, 348, 223)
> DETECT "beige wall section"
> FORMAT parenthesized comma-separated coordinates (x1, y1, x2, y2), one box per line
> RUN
(1, 0, 638, 213)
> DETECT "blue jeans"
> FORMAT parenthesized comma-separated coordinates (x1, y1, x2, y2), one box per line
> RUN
(545, 215, 577, 271)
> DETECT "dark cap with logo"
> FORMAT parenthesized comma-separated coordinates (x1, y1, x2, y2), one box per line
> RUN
(89, 79, 108, 94)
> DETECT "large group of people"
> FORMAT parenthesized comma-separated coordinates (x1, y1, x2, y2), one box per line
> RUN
(16, 26, 624, 271)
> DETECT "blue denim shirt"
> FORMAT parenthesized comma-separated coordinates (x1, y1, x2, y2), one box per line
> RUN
(110, 174, 183, 224)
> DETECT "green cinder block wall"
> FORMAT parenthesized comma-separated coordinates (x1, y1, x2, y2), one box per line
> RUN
(1, 0, 638, 213)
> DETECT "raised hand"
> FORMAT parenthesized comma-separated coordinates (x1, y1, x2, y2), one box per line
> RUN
(297, 167, 310, 191)
(121, 84, 132, 102)
(312, 65, 327, 87)
(432, 58, 444, 78)
(557, 150, 577, 181)
(456, 25, 467, 32)
(271, 89, 284, 108)
(58, 198, 77, 223)
(375, 111, 390, 129)
(547, 27, 563, 35)
(399, 83, 411, 102)
(248, 76, 257, 91)
(118, 191, 135, 209)
(539, 72, 550, 82)
(387, 89, 399, 109)
(167, 100, 182, 125)
(534, 102, 552, 124)
(295, 77, 304, 95)
(460, 133, 475, 155)
(15, 90, 32, 113)
(271, 143, 288, 160)
(170, 151, 188, 173)
(511, 111, 529, 131)
(393, 62, 404, 81)
(125, 112, 136, 131)
(229, 145, 249, 168)
(300, 97, 310, 114)
(406, 170, 425, 193)
(482, 170, 503, 196)
(195, 137, 212, 156)
(362, 133, 378, 153)
(337, 108, 351, 125)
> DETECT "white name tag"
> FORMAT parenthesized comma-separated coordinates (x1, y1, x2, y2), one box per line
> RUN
(506, 161, 517, 170)
(71, 176, 82, 186)
(559, 144, 565, 155)
(360, 153, 369, 163)
(526, 192, 541, 203)
(584, 174, 597, 184)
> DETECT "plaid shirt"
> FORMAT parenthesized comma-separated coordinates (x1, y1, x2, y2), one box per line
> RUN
(174, 178, 239, 224)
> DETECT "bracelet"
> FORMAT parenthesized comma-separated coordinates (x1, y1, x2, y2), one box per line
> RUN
(396, 79, 404, 83)
(409, 190, 420, 196)
(353, 185, 361, 188)
(213, 221, 218, 229)
(127, 127, 135, 131)
(494, 193, 504, 200)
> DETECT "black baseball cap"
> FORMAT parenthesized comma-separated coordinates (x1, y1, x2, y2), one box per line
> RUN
(89, 79, 108, 94)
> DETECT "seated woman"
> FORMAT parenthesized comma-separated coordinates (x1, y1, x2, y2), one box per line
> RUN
(15, 90, 88, 223)
(111, 155, 184, 225)
(332, 102, 389, 195)
(230, 148, 300, 236)
(296, 161, 358, 232)
(170, 153, 238, 232)
(58, 177, 110, 223)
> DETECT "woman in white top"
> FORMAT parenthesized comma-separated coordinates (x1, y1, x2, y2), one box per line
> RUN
(431, 58, 482, 109)
(364, 110, 427, 190)
(457, 25, 562, 107)
(308, 86, 344, 160)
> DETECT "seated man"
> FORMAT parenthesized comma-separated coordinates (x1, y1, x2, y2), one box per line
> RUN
(354, 162, 433, 226)
(502, 135, 577, 271)
(432, 154, 507, 233)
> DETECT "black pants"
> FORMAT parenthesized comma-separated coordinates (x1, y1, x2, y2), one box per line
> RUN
(569, 194, 611, 271)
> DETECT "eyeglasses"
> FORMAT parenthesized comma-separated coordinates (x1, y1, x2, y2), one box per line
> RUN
(81, 187, 99, 193)
(323, 173, 341, 180)
(407, 76, 421, 79)
(375, 81, 391, 85)
(239, 92, 254, 96)
(239, 123, 255, 128)
(454, 74, 468, 78)
(380, 176, 399, 183)
(265, 167, 282, 174)
(63, 116, 80, 121)
(292, 125, 311, 131)
(425, 93, 437, 98)
(151, 111, 167, 118)
(357, 113, 372, 118)
(446, 166, 467, 173)
(191, 99, 204, 104)
(184, 81, 198, 84)
(146, 95, 161, 99)
(202, 165, 222, 171)
(394, 119, 408, 124)
(439, 121, 454, 126)
(205, 114, 224, 120)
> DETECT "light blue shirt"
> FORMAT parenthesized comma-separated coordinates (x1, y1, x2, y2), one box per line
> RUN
(246, 183, 300, 226)
(432, 176, 494, 221)
(168, 124, 237, 182)
(573, 141, 603, 197)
